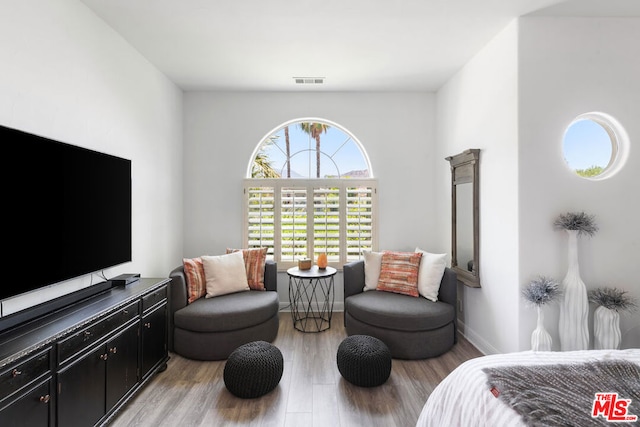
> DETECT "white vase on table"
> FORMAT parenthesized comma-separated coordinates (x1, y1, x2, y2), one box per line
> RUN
(558, 229, 589, 351)
(593, 306, 621, 350)
(531, 306, 552, 351)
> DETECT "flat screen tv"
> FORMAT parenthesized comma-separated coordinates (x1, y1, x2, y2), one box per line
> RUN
(1, 124, 131, 301)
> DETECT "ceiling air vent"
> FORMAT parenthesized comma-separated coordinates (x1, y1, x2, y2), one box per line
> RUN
(294, 77, 324, 85)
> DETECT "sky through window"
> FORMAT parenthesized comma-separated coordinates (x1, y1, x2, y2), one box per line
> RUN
(253, 120, 370, 179)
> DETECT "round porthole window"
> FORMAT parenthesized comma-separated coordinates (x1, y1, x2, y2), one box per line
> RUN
(562, 112, 628, 180)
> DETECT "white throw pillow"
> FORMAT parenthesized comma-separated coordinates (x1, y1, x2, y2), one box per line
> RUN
(363, 250, 383, 291)
(202, 251, 249, 298)
(415, 247, 447, 301)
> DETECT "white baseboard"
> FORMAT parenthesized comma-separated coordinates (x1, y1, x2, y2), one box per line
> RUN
(458, 319, 498, 355)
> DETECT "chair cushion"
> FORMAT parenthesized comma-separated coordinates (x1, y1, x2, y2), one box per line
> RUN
(376, 251, 422, 297)
(414, 247, 447, 302)
(226, 247, 268, 291)
(183, 257, 207, 304)
(174, 290, 279, 333)
(363, 250, 383, 291)
(202, 251, 250, 298)
(345, 291, 454, 332)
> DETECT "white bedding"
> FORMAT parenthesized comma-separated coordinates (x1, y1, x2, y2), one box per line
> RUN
(416, 348, 640, 427)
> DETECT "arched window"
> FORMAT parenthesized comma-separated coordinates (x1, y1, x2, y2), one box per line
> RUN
(244, 118, 377, 269)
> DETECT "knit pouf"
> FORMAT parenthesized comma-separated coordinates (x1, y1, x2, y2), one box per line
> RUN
(223, 341, 284, 398)
(337, 335, 392, 387)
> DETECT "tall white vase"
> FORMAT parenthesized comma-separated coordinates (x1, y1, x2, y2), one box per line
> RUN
(593, 306, 621, 350)
(558, 229, 589, 351)
(531, 306, 552, 351)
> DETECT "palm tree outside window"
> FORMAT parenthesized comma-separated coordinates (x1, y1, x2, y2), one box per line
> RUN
(244, 118, 378, 270)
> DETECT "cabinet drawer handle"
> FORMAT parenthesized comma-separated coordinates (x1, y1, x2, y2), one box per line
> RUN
(145, 322, 152, 329)
(100, 353, 109, 361)
(11, 369, 22, 378)
(123, 309, 129, 315)
(109, 347, 118, 354)
(40, 395, 50, 404)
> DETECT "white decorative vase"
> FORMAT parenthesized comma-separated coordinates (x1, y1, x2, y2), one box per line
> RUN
(558, 229, 589, 351)
(531, 306, 552, 351)
(593, 306, 621, 350)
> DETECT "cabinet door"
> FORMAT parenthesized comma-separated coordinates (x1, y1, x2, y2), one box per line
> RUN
(106, 322, 139, 410)
(0, 379, 52, 427)
(141, 303, 168, 378)
(57, 346, 106, 427)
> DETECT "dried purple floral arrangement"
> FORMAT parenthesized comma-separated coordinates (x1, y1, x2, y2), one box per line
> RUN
(553, 211, 598, 236)
(588, 287, 638, 312)
(522, 276, 561, 307)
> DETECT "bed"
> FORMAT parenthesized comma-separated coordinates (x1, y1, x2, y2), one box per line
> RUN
(417, 349, 640, 427)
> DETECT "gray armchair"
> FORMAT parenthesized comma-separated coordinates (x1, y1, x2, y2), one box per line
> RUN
(168, 260, 279, 360)
(343, 260, 457, 359)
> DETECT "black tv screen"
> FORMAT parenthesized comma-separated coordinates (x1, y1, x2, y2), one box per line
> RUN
(1, 124, 131, 301)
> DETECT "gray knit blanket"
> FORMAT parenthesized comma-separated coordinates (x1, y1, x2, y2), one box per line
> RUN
(483, 360, 640, 426)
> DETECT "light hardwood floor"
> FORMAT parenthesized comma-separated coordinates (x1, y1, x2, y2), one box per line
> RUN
(110, 312, 483, 427)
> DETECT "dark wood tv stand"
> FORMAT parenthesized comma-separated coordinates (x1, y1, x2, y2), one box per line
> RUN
(0, 278, 170, 427)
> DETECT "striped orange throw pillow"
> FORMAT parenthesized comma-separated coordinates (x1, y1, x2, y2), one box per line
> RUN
(376, 251, 423, 297)
(183, 257, 206, 303)
(226, 247, 268, 291)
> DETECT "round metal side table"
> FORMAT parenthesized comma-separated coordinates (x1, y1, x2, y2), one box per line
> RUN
(287, 266, 337, 332)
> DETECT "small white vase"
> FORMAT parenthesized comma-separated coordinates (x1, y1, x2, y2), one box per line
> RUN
(593, 306, 621, 350)
(558, 229, 589, 351)
(531, 306, 552, 351)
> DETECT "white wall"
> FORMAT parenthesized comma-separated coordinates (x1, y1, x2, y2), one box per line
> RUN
(437, 16, 640, 353)
(436, 22, 520, 353)
(0, 0, 184, 315)
(183, 91, 437, 307)
(518, 16, 640, 349)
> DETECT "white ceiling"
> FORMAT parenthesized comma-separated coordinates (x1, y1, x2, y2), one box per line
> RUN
(80, 0, 640, 92)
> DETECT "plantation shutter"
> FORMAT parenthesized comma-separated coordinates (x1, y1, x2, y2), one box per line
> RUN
(280, 187, 308, 263)
(313, 186, 340, 263)
(345, 185, 374, 262)
(244, 179, 377, 269)
(246, 186, 275, 259)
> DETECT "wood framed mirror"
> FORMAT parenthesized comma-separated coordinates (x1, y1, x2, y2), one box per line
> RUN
(446, 149, 480, 288)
